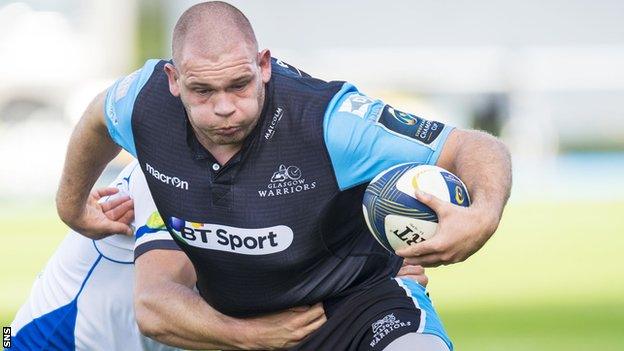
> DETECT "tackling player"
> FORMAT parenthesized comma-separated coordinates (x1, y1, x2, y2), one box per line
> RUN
(10, 160, 430, 350)
(56, 2, 511, 350)
(10, 161, 323, 350)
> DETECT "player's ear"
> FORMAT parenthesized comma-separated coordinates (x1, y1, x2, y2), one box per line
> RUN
(164, 63, 181, 97)
(258, 49, 271, 84)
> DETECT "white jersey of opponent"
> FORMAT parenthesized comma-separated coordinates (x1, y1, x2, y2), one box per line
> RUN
(10, 161, 180, 351)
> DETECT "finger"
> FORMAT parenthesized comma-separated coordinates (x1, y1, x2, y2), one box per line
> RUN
(412, 274, 429, 287)
(307, 303, 325, 317)
(118, 209, 135, 226)
(101, 195, 132, 213)
(397, 269, 429, 287)
(395, 236, 443, 257)
(104, 199, 134, 221)
(95, 187, 120, 199)
(397, 266, 424, 278)
(298, 303, 324, 324)
(294, 313, 327, 343)
(400, 274, 429, 287)
(403, 254, 444, 268)
(397, 264, 424, 276)
(305, 312, 327, 331)
(105, 221, 134, 237)
(397, 264, 428, 286)
(288, 305, 311, 312)
(415, 190, 450, 215)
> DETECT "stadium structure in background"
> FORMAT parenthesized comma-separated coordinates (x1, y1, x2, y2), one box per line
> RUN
(1, 0, 624, 201)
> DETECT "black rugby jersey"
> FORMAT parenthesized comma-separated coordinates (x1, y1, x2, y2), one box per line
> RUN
(104, 58, 454, 316)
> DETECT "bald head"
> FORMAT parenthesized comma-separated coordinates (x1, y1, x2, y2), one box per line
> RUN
(172, 1, 258, 65)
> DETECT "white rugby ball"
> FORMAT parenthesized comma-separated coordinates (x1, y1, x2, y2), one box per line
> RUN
(362, 164, 470, 252)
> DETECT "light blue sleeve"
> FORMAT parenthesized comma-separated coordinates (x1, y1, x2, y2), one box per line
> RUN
(103, 59, 160, 157)
(324, 83, 455, 190)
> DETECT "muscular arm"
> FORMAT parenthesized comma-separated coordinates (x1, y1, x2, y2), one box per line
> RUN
(437, 129, 512, 232)
(56, 91, 131, 239)
(398, 129, 512, 266)
(134, 250, 235, 349)
(323, 88, 511, 266)
(135, 250, 325, 350)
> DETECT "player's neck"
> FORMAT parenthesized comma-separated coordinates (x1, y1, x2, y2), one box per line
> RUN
(196, 137, 242, 165)
(209, 144, 241, 165)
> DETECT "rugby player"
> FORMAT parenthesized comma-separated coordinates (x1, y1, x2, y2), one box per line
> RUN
(56, 2, 512, 350)
(11, 160, 431, 350)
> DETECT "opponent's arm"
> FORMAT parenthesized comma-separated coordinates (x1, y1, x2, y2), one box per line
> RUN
(56, 90, 131, 239)
(397, 129, 512, 266)
(135, 250, 326, 350)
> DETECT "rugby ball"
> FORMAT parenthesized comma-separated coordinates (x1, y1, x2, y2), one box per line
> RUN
(362, 164, 470, 252)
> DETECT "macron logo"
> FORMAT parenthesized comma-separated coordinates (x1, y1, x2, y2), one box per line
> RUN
(145, 163, 189, 190)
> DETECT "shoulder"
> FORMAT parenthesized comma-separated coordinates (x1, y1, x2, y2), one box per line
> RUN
(270, 57, 345, 94)
(322, 86, 455, 190)
(103, 59, 166, 157)
(324, 86, 449, 148)
(106, 59, 163, 105)
(270, 57, 311, 79)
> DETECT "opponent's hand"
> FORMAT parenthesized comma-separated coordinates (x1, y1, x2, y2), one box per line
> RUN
(396, 190, 497, 267)
(100, 187, 135, 225)
(70, 187, 134, 239)
(238, 303, 326, 350)
(396, 263, 428, 287)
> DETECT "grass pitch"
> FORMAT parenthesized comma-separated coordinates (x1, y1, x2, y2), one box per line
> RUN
(1, 201, 623, 350)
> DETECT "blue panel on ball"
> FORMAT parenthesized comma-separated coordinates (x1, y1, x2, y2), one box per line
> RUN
(364, 163, 470, 253)
(440, 171, 471, 207)
(364, 162, 442, 252)
(363, 194, 394, 251)
(374, 198, 437, 222)
(391, 190, 438, 218)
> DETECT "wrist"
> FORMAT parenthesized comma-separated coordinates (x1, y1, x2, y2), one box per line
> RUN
(472, 200, 502, 236)
(219, 313, 256, 349)
(56, 197, 81, 227)
(56, 188, 88, 223)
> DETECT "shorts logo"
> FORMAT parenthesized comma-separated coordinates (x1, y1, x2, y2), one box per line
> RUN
(145, 163, 189, 190)
(370, 313, 412, 347)
(169, 217, 293, 255)
(258, 164, 316, 197)
(338, 93, 374, 117)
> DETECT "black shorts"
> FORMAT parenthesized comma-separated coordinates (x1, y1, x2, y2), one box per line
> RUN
(291, 277, 452, 351)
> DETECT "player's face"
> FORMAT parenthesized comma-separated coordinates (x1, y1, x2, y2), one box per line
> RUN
(166, 44, 271, 148)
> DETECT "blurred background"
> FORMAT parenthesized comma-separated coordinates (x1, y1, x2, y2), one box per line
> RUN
(0, 0, 622, 350)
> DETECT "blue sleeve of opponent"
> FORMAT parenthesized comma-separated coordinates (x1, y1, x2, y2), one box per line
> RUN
(103, 59, 160, 157)
(324, 83, 455, 191)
